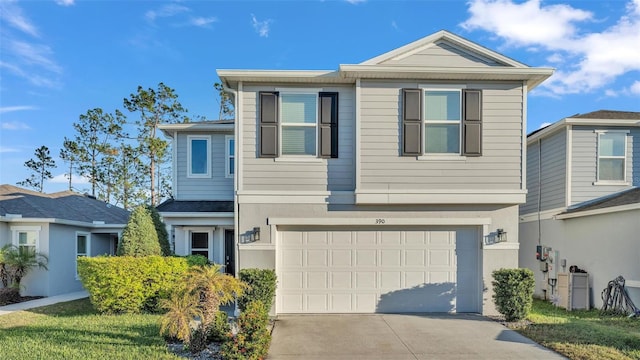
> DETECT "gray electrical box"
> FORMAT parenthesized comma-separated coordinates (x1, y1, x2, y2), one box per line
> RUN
(557, 273, 589, 310)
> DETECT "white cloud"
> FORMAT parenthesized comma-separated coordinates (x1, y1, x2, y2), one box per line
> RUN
(9, 40, 62, 74)
(1, 121, 31, 130)
(461, 0, 640, 95)
(630, 81, 640, 95)
(0, 0, 39, 37)
(49, 173, 90, 185)
(55, 0, 75, 6)
(0, 61, 58, 88)
(190, 16, 217, 27)
(391, 20, 399, 30)
(0, 146, 20, 153)
(345, 0, 366, 4)
(604, 89, 619, 97)
(145, 3, 190, 22)
(251, 14, 272, 38)
(0, 105, 36, 114)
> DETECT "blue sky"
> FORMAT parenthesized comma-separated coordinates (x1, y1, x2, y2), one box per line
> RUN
(1, 0, 639, 193)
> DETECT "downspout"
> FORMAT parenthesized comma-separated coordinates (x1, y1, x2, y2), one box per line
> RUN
(537, 138, 542, 246)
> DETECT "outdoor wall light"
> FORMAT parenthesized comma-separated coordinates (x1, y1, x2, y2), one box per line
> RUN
(496, 228, 507, 242)
(252, 227, 261, 241)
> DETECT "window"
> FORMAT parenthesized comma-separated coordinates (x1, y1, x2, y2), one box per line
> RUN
(187, 135, 211, 178)
(76, 232, 90, 278)
(226, 135, 235, 178)
(11, 226, 40, 254)
(597, 131, 627, 182)
(190, 231, 210, 259)
(402, 88, 482, 157)
(258, 91, 338, 159)
(424, 90, 461, 154)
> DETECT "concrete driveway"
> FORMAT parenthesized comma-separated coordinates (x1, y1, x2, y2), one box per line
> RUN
(268, 314, 565, 360)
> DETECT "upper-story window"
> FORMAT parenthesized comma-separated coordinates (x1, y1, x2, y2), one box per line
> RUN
(258, 90, 338, 159)
(187, 135, 211, 178)
(402, 87, 482, 158)
(597, 131, 628, 182)
(226, 135, 235, 178)
(11, 226, 40, 254)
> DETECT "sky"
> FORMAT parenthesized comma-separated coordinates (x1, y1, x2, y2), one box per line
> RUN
(0, 0, 639, 193)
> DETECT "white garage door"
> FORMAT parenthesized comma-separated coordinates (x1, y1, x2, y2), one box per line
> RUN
(277, 227, 480, 313)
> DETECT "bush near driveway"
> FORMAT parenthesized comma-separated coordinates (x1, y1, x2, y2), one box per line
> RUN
(238, 268, 277, 312)
(220, 300, 272, 360)
(78, 256, 188, 314)
(492, 268, 535, 321)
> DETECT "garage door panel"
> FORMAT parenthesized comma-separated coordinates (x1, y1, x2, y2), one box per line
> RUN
(278, 228, 480, 313)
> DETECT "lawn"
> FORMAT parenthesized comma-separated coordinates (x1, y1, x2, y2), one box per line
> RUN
(0, 298, 179, 360)
(513, 299, 640, 360)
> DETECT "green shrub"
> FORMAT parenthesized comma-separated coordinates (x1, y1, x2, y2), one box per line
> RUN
(207, 310, 230, 343)
(147, 205, 171, 256)
(117, 205, 161, 256)
(238, 268, 277, 312)
(78, 256, 188, 314)
(492, 268, 535, 321)
(184, 254, 209, 267)
(220, 301, 271, 360)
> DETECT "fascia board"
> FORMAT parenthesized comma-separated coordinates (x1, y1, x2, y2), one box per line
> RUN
(527, 117, 640, 144)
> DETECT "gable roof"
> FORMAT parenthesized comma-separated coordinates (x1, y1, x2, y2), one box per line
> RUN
(218, 30, 553, 91)
(0, 184, 129, 225)
(556, 187, 640, 219)
(527, 109, 640, 143)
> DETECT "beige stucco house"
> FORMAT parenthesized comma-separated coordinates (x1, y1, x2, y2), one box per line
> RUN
(160, 30, 553, 315)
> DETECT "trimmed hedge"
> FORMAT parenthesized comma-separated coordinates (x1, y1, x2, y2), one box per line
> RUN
(117, 205, 161, 257)
(492, 268, 535, 321)
(220, 301, 271, 360)
(238, 269, 277, 312)
(77, 256, 188, 314)
(184, 254, 209, 267)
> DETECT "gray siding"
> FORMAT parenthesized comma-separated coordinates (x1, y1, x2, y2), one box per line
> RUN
(241, 85, 355, 192)
(48, 224, 86, 296)
(360, 81, 523, 190)
(571, 126, 638, 205)
(175, 132, 234, 201)
(381, 42, 501, 67)
(521, 129, 567, 214)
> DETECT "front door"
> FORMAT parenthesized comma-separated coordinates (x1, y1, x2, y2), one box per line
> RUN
(224, 230, 235, 276)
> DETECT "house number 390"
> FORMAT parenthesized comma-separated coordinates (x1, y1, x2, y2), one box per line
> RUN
(375, 219, 386, 224)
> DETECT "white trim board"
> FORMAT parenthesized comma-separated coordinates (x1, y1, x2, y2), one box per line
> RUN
(267, 217, 492, 226)
(519, 208, 565, 223)
(555, 203, 640, 220)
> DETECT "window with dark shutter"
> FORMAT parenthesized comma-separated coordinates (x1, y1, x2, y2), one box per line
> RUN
(462, 89, 482, 157)
(259, 92, 278, 158)
(402, 88, 422, 156)
(319, 92, 339, 158)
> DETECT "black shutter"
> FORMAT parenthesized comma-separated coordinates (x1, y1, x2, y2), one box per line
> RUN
(319, 92, 338, 158)
(462, 89, 482, 157)
(259, 92, 278, 158)
(402, 89, 422, 156)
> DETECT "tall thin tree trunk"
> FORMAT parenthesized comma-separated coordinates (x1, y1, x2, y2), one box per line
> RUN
(68, 161, 73, 190)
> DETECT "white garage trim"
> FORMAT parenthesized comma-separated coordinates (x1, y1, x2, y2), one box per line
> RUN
(268, 217, 492, 226)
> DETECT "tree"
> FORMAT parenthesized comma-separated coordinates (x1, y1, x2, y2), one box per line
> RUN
(1, 245, 48, 289)
(112, 144, 145, 210)
(214, 82, 234, 120)
(123, 83, 189, 206)
(59, 138, 80, 191)
(146, 205, 171, 256)
(117, 205, 161, 256)
(72, 108, 126, 198)
(17, 145, 56, 192)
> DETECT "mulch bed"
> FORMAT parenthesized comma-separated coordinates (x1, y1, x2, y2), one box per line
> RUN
(0, 295, 44, 307)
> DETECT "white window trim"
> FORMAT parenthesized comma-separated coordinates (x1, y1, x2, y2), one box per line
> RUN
(225, 135, 235, 178)
(421, 86, 464, 156)
(11, 225, 41, 253)
(595, 130, 629, 184)
(75, 231, 91, 280)
(188, 229, 213, 261)
(277, 88, 323, 159)
(187, 135, 211, 178)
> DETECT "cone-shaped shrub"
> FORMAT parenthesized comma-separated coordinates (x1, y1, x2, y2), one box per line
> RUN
(117, 205, 161, 256)
(147, 205, 171, 256)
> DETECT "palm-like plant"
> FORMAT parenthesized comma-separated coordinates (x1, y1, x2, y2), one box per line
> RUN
(4, 246, 48, 289)
(159, 292, 203, 344)
(0, 244, 13, 288)
(183, 265, 247, 330)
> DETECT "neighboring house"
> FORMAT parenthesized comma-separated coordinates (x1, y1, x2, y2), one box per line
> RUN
(0, 184, 129, 297)
(163, 30, 553, 315)
(519, 110, 640, 309)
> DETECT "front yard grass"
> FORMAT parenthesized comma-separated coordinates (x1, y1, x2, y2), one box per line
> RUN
(0, 298, 179, 360)
(513, 299, 640, 360)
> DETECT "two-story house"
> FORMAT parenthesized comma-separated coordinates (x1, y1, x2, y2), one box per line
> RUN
(161, 30, 553, 315)
(519, 110, 640, 308)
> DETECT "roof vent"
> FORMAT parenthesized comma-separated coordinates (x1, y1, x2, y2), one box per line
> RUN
(5, 213, 22, 219)
(93, 220, 105, 225)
